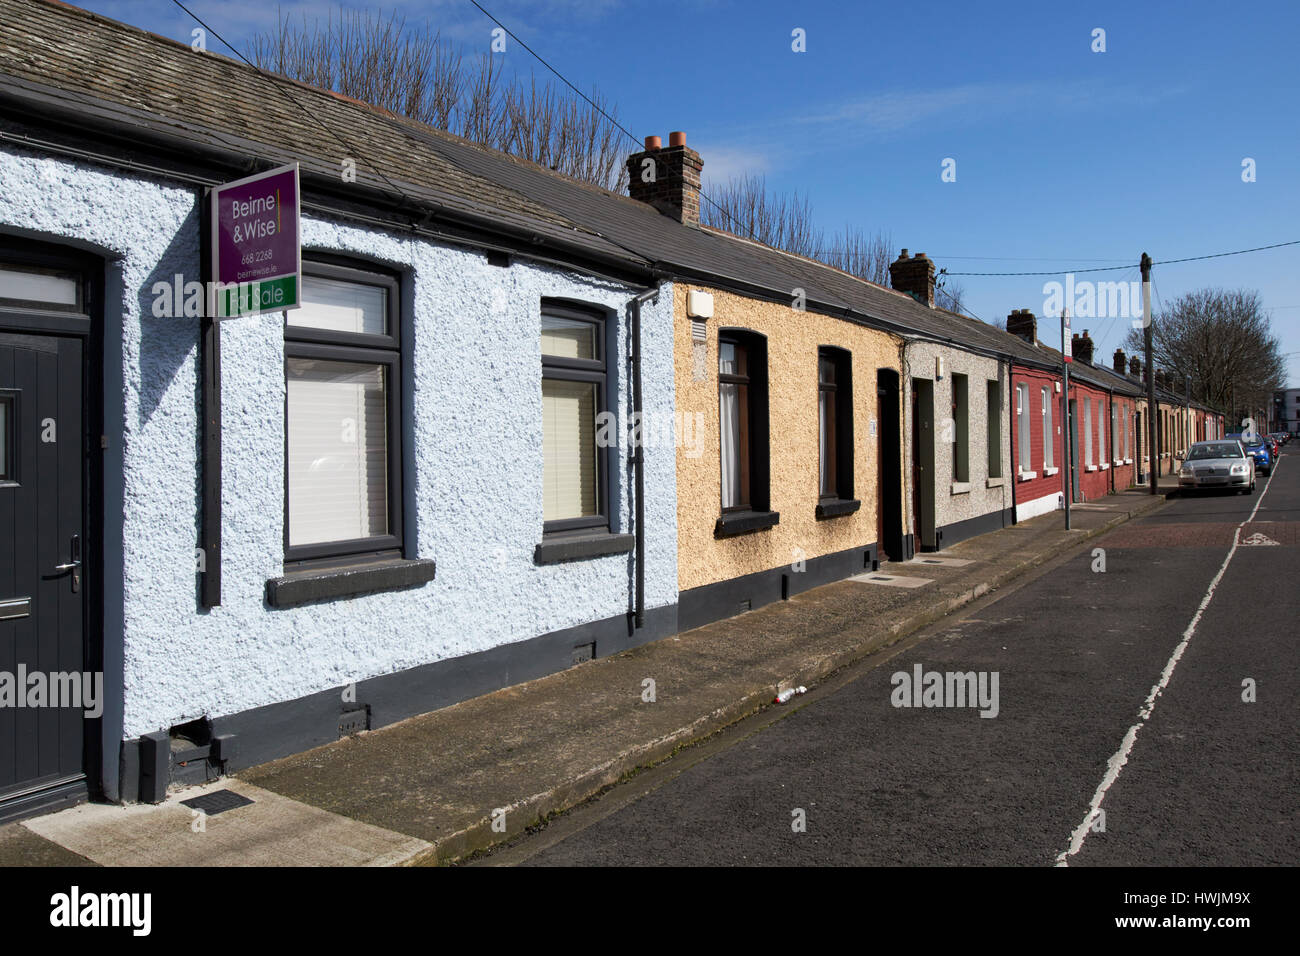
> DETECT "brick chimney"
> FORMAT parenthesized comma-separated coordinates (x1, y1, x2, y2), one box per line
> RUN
(1071, 329, 1094, 365)
(1113, 348, 1126, 374)
(626, 131, 703, 225)
(890, 249, 936, 308)
(1129, 356, 1142, 379)
(1006, 308, 1037, 344)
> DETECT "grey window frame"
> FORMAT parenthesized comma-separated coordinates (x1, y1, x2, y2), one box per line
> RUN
(283, 257, 404, 569)
(541, 300, 611, 537)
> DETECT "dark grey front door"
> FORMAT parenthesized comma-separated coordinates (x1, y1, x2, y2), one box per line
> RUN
(0, 326, 88, 815)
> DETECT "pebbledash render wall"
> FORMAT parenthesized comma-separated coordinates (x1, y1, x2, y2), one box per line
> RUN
(901, 341, 1012, 550)
(673, 284, 902, 608)
(0, 145, 678, 762)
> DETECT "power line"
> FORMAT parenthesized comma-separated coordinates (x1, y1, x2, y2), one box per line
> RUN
(465, 0, 763, 245)
(943, 239, 1300, 276)
(169, 0, 416, 209)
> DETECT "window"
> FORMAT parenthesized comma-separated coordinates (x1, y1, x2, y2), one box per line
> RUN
(952, 373, 969, 483)
(1016, 383, 1031, 473)
(817, 347, 854, 502)
(284, 260, 402, 563)
(541, 302, 609, 534)
(0, 262, 80, 311)
(987, 381, 1002, 478)
(1042, 386, 1054, 469)
(1111, 402, 1118, 461)
(718, 331, 771, 519)
(1084, 397, 1094, 465)
(1097, 399, 1105, 463)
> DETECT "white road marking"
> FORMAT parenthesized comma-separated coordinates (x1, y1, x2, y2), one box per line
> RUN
(1054, 461, 1279, 866)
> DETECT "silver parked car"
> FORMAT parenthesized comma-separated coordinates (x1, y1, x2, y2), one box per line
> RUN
(1179, 440, 1256, 494)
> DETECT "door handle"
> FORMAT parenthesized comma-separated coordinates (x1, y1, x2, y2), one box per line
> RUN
(53, 534, 81, 593)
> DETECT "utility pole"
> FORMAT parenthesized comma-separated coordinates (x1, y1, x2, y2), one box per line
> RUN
(1062, 306, 1072, 530)
(1142, 253, 1157, 495)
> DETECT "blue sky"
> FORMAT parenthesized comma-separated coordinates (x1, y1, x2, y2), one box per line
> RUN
(79, 0, 1300, 385)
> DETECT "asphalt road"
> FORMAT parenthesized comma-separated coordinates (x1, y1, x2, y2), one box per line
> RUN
(506, 450, 1298, 866)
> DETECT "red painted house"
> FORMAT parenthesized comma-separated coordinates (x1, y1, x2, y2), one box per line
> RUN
(1004, 310, 1067, 521)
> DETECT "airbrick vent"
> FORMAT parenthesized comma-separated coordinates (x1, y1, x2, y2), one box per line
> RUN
(339, 706, 370, 738)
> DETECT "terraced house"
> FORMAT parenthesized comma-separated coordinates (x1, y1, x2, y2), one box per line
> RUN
(0, 0, 686, 820)
(0, 0, 1228, 824)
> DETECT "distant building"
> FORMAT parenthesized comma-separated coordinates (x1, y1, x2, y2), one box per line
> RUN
(1273, 389, 1300, 435)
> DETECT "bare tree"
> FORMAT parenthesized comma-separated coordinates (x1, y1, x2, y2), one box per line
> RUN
(248, 7, 628, 191)
(935, 274, 967, 316)
(818, 226, 893, 286)
(700, 174, 824, 258)
(1123, 288, 1285, 419)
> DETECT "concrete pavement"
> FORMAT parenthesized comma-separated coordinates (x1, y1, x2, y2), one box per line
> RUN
(0, 484, 1172, 866)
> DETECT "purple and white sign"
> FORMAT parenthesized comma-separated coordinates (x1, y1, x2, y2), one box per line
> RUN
(209, 163, 301, 318)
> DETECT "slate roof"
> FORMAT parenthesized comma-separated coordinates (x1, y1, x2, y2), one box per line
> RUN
(0, 0, 1184, 379)
(0, 0, 642, 268)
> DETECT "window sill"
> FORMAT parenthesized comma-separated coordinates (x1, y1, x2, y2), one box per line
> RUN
(815, 498, 860, 520)
(266, 557, 436, 608)
(986, 476, 1006, 488)
(715, 510, 780, 538)
(1112, 460, 1123, 467)
(950, 482, 971, 495)
(534, 531, 634, 564)
(1100, 462, 1110, 470)
(1085, 465, 1098, 472)
(1043, 467, 1059, 477)
(1124, 458, 1133, 464)
(1017, 470, 1037, 482)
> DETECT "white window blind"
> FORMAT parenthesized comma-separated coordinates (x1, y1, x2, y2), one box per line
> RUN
(286, 358, 388, 546)
(288, 274, 387, 335)
(1017, 384, 1031, 471)
(720, 382, 743, 508)
(541, 314, 596, 359)
(542, 378, 597, 521)
(1084, 399, 1094, 465)
(1042, 387, 1054, 468)
(1097, 400, 1105, 461)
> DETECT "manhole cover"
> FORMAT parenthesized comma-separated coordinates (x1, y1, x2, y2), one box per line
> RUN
(180, 789, 254, 816)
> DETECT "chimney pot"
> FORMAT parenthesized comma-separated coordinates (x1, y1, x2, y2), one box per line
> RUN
(626, 132, 704, 226)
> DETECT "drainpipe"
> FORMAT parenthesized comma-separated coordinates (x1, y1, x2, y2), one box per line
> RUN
(1006, 360, 1017, 523)
(630, 283, 661, 629)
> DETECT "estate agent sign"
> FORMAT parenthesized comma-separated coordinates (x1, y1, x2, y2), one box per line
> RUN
(209, 163, 301, 318)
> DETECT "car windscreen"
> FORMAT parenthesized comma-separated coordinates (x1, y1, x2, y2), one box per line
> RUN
(1187, 443, 1242, 460)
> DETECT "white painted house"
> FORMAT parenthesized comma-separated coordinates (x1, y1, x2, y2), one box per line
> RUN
(0, 1, 678, 819)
